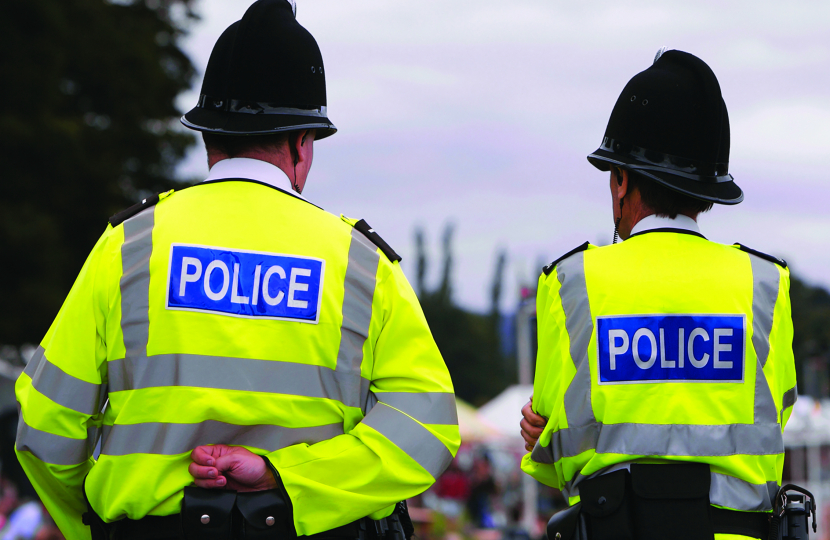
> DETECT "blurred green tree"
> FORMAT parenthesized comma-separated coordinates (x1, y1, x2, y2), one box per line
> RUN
(415, 225, 515, 406)
(0, 0, 197, 346)
(790, 275, 830, 396)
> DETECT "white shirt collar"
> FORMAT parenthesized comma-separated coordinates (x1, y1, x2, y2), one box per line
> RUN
(629, 214, 702, 236)
(203, 158, 306, 200)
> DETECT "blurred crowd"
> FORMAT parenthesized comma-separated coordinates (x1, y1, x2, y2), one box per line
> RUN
(410, 443, 566, 540)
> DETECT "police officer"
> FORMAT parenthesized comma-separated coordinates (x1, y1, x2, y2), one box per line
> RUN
(15, 1, 460, 539)
(519, 50, 796, 540)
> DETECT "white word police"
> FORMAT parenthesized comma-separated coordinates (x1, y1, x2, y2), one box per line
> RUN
(596, 314, 745, 383)
(167, 244, 324, 323)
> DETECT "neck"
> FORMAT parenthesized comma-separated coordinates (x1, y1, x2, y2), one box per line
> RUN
(207, 150, 299, 189)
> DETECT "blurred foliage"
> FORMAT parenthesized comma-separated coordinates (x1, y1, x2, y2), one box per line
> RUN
(415, 225, 515, 406)
(0, 0, 197, 345)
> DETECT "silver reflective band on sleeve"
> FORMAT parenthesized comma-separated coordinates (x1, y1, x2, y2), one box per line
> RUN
(749, 256, 780, 369)
(781, 386, 798, 423)
(100, 421, 343, 456)
(362, 403, 453, 479)
(120, 208, 156, 358)
(336, 229, 380, 413)
(107, 354, 371, 409)
(25, 346, 104, 416)
(375, 392, 458, 425)
(16, 417, 93, 466)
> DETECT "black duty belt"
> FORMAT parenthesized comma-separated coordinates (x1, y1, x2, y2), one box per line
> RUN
(548, 463, 773, 540)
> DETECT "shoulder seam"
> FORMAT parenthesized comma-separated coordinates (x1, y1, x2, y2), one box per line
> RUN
(734, 243, 787, 269)
(543, 241, 590, 276)
(108, 193, 162, 227)
(353, 219, 402, 263)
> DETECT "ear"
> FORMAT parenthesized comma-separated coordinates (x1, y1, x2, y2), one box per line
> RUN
(290, 129, 313, 165)
(616, 168, 630, 201)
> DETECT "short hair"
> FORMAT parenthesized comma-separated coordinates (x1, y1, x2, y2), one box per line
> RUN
(202, 132, 291, 158)
(624, 169, 714, 218)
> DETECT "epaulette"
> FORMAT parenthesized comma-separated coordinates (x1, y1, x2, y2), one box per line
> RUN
(542, 241, 590, 276)
(353, 219, 402, 263)
(734, 243, 787, 269)
(109, 193, 162, 227)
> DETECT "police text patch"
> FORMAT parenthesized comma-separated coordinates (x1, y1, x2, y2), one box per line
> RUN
(596, 315, 745, 384)
(167, 244, 325, 323)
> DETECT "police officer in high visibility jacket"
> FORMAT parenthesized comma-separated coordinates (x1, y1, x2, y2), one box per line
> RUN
(15, 1, 460, 539)
(519, 50, 796, 540)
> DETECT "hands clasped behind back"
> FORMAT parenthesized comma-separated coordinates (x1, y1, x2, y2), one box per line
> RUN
(189, 445, 278, 492)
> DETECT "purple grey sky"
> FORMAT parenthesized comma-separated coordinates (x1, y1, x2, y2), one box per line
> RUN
(176, 1, 830, 311)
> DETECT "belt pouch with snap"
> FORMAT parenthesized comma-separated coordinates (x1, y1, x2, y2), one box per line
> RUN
(237, 489, 292, 540)
(630, 463, 714, 540)
(181, 486, 237, 540)
(579, 469, 635, 540)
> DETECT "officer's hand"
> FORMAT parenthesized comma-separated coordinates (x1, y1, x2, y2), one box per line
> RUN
(189, 445, 278, 492)
(520, 397, 548, 453)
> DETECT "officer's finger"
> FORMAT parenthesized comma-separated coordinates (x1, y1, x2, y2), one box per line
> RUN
(190, 445, 220, 467)
(188, 462, 219, 480)
(521, 401, 547, 427)
(520, 428, 537, 450)
(520, 417, 543, 439)
(192, 476, 228, 489)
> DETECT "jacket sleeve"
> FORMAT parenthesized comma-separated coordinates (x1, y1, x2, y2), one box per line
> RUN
(520, 269, 574, 490)
(15, 229, 113, 540)
(265, 252, 460, 536)
(763, 266, 797, 430)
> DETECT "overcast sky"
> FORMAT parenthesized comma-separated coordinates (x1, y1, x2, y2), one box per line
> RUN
(176, 0, 830, 312)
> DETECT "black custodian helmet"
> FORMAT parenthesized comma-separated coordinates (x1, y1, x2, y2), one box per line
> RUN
(181, 0, 336, 139)
(587, 49, 742, 205)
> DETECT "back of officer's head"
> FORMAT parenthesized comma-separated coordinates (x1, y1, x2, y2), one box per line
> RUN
(625, 169, 714, 219)
(202, 132, 291, 160)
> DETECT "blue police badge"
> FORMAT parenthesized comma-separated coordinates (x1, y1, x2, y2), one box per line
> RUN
(166, 244, 325, 323)
(596, 314, 746, 384)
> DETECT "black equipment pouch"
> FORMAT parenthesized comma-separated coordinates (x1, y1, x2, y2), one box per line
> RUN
(579, 469, 635, 540)
(770, 484, 818, 540)
(377, 502, 413, 540)
(237, 489, 293, 540)
(629, 463, 713, 540)
(181, 486, 237, 540)
(546, 502, 584, 540)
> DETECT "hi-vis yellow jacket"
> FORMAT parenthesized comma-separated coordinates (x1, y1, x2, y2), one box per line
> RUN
(521, 230, 796, 514)
(16, 180, 460, 539)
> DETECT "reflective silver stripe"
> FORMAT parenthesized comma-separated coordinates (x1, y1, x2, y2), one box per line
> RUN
(362, 403, 452, 479)
(375, 392, 458, 425)
(710, 472, 778, 511)
(531, 439, 554, 464)
(16, 416, 93, 466)
(107, 353, 371, 409)
(748, 256, 780, 369)
(557, 252, 599, 437)
(24, 346, 104, 415)
(336, 229, 380, 412)
(535, 421, 783, 463)
(754, 359, 780, 425)
(100, 421, 343, 456)
(781, 386, 798, 422)
(120, 208, 156, 358)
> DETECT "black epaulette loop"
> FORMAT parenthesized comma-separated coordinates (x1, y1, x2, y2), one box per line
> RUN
(735, 243, 787, 268)
(109, 193, 162, 227)
(543, 241, 591, 276)
(354, 219, 402, 263)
